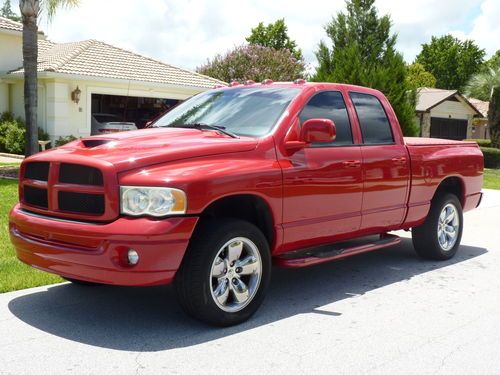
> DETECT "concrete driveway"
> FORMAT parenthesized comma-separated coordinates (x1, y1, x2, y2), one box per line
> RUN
(1, 189, 499, 375)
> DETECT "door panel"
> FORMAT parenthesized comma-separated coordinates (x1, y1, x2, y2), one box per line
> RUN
(282, 146, 363, 250)
(360, 145, 410, 230)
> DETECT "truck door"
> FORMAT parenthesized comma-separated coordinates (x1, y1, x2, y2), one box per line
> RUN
(282, 91, 363, 249)
(348, 91, 410, 231)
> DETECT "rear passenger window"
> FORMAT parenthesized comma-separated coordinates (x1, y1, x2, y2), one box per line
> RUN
(299, 91, 353, 146)
(350, 92, 394, 144)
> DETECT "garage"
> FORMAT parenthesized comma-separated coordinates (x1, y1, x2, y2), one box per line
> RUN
(90, 93, 181, 135)
(415, 88, 483, 140)
(430, 117, 468, 140)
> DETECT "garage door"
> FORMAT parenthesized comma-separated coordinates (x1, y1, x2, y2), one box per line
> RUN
(430, 117, 467, 140)
(91, 94, 181, 135)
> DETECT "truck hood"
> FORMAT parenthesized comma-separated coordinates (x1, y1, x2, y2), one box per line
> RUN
(32, 128, 258, 172)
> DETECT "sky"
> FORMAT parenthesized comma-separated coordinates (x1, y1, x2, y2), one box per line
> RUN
(8, 0, 500, 72)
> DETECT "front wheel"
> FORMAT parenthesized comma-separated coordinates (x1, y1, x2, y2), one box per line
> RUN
(412, 193, 463, 260)
(175, 219, 271, 326)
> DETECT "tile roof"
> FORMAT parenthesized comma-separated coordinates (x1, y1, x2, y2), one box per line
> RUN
(9, 39, 226, 89)
(467, 97, 489, 118)
(0, 16, 22, 32)
(0, 16, 45, 35)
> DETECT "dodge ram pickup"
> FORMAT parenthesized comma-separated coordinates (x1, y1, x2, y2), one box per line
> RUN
(9, 81, 484, 326)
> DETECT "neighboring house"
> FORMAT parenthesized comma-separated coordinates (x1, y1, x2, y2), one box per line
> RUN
(0, 16, 225, 141)
(415, 87, 483, 140)
(467, 97, 490, 140)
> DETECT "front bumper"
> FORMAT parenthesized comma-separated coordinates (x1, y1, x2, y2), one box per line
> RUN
(9, 204, 198, 286)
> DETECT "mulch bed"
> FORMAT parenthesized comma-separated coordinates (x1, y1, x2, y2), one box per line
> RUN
(0, 166, 19, 179)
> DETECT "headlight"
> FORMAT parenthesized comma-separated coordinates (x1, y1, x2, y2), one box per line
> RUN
(120, 186, 186, 216)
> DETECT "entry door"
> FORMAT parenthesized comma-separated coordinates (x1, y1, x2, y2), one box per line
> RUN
(349, 92, 410, 231)
(282, 91, 363, 249)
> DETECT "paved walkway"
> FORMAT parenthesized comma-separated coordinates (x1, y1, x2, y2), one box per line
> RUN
(1, 189, 499, 375)
(0, 153, 23, 163)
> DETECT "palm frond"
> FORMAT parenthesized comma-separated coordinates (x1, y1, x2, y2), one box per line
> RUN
(44, 0, 79, 20)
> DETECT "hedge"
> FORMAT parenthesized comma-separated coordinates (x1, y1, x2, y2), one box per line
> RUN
(481, 147, 500, 169)
(465, 138, 492, 147)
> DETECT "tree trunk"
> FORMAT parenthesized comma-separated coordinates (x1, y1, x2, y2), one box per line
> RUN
(489, 86, 500, 148)
(21, 1, 39, 156)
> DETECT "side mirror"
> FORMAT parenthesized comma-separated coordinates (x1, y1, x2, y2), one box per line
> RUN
(300, 118, 336, 143)
(145, 121, 152, 127)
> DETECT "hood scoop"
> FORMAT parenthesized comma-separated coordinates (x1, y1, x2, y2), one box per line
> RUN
(81, 139, 113, 148)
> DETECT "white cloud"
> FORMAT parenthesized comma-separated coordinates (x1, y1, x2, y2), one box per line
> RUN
(450, 0, 500, 57)
(9, 0, 500, 71)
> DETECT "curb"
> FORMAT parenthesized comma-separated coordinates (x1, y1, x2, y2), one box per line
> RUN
(0, 153, 24, 160)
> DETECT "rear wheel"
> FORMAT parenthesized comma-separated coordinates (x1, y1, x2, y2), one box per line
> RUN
(412, 193, 463, 260)
(175, 219, 271, 326)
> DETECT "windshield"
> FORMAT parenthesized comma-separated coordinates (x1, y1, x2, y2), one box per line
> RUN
(153, 87, 300, 137)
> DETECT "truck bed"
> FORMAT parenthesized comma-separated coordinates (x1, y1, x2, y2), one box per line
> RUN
(404, 137, 477, 146)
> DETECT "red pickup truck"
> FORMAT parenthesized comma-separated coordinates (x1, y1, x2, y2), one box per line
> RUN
(9, 82, 483, 326)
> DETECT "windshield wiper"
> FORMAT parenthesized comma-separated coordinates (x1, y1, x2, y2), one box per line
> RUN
(169, 123, 239, 138)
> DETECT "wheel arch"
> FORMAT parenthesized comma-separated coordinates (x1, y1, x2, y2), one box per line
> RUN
(433, 176, 465, 207)
(197, 194, 275, 248)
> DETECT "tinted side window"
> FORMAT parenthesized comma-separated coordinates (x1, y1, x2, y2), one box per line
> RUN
(350, 92, 394, 144)
(299, 91, 353, 146)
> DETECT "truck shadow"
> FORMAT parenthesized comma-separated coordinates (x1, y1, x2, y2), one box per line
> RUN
(8, 238, 487, 352)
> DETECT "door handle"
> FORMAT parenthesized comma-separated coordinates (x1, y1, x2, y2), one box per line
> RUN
(391, 157, 407, 165)
(342, 160, 361, 168)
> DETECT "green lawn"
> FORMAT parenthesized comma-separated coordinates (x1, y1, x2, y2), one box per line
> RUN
(0, 163, 21, 168)
(0, 179, 62, 293)
(484, 169, 500, 190)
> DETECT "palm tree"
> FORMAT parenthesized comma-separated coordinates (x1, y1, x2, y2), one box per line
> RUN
(19, 0, 78, 156)
(464, 67, 500, 102)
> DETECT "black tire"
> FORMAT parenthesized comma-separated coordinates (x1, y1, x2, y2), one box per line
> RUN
(63, 277, 101, 286)
(175, 219, 271, 326)
(412, 193, 463, 260)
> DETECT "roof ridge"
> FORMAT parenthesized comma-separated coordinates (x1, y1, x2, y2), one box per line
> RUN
(44, 39, 96, 71)
(92, 39, 226, 85)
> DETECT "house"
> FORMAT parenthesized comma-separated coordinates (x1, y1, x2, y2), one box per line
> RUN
(415, 87, 483, 140)
(0, 16, 224, 141)
(467, 97, 490, 140)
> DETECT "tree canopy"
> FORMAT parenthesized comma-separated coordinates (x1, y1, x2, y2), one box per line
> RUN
(312, 0, 417, 136)
(196, 44, 306, 83)
(246, 18, 302, 60)
(415, 35, 485, 91)
(405, 63, 436, 90)
(484, 50, 500, 70)
(1, 0, 21, 22)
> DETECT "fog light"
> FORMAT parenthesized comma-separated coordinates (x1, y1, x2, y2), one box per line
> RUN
(127, 249, 139, 265)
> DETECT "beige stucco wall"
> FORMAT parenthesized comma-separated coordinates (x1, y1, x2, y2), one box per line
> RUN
(0, 81, 8, 113)
(0, 33, 22, 74)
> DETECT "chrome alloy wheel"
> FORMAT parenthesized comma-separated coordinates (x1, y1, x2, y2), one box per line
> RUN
(209, 237, 262, 313)
(437, 203, 460, 251)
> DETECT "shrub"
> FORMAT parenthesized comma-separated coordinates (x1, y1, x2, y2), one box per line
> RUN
(0, 111, 52, 153)
(3, 122, 26, 154)
(55, 135, 78, 147)
(465, 138, 492, 147)
(481, 147, 500, 168)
